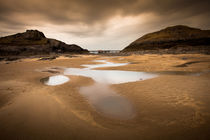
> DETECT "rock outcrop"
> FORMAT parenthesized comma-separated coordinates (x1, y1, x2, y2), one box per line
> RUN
(0, 30, 88, 56)
(122, 25, 210, 54)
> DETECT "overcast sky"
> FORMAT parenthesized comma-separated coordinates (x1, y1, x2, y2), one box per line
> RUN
(0, 0, 210, 50)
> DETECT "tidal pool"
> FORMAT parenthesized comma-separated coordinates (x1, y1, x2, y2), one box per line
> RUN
(81, 60, 129, 69)
(64, 60, 157, 119)
(41, 60, 157, 119)
(79, 83, 135, 119)
(64, 68, 157, 84)
(65, 59, 157, 84)
(41, 75, 70, 86)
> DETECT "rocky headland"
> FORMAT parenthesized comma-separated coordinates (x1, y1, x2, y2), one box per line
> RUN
(122, 25, 210, 54)
(0, 30, 88, 56)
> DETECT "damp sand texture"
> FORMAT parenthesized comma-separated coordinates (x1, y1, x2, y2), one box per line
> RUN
(0, 54, 210, 140)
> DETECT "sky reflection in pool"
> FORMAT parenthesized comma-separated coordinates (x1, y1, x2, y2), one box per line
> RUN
(42, 75, 70, 86)
(65, 59, 157, 84)
(64, 68, 157, 84)
(79, 83, 135, 119)
(63, 60, 157, 119)
(42, 60, 157, 119)
(81, 60, 129, 69)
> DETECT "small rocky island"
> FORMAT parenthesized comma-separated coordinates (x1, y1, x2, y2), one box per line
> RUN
(0, 30, 88, 56)
(122, 25, 210, 54)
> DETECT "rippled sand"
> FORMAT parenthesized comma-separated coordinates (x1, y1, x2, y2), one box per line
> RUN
(0, 54, 210, 140)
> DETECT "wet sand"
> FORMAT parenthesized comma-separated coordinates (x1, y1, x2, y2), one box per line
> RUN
(0, 54, 210, 140)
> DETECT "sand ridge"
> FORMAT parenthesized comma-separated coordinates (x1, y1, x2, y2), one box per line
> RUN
(0, 54, 210, 139)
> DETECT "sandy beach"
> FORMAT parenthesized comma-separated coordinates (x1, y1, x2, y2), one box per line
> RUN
(0, 54, 210, 140)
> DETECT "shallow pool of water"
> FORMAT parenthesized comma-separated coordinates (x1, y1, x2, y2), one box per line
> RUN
(81, 60, 129, 69)
(79, 83, 135, 119)
(41, 59, 158, 119)
(64, 60, 157, 119)
(41, 75, 70, 86)
(64, 68, 157, 84)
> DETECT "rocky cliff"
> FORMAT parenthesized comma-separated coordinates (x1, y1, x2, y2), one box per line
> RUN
(122, 25, 210, 54)
(0, 30, 88, 56)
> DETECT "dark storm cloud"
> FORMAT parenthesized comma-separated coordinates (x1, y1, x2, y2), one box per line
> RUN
(1, 0, 210, 24)
(0, 0, 210, 38)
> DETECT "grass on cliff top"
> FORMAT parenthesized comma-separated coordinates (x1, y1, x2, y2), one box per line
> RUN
(134, 25, 210, 43)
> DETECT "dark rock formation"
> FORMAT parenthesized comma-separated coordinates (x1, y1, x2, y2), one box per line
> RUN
(122, 25, 210, 54)
(0, 30, 88, 56)
(22, 30, 46, 40)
